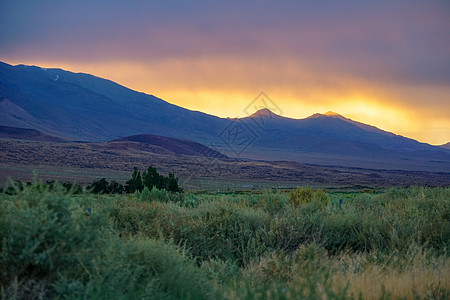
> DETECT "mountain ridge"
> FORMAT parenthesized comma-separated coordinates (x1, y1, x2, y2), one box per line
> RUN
(1, 61, 448, 172)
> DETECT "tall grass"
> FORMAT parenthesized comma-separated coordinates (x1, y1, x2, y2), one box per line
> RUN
(228, 243, 449, 299)
(1, 183, 449, 299)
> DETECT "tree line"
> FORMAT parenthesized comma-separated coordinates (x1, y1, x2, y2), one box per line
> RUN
(1, 166, 181, 195)
(122, 166, 181, 193)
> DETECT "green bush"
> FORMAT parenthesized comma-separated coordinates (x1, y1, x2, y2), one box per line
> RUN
(289, 187, 329, 209)
(150, 186, 169, 202)
(139, 186, 152, 201)
(54, 237, 212, 299)
(110, 197, 273, 266)
(135, 186, 169, 202)
(255, 190, 288, 215)
(183, 193, 199, 207)
(0, 182, 107, 298)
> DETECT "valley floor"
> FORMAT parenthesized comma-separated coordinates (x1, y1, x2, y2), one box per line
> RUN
(1, 139, 450, 189)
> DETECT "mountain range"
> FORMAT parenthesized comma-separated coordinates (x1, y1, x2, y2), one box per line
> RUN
(1, 61, 449, 172)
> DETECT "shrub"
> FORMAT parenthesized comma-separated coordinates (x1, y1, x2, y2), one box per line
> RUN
(134, 186, 169, 202)
(289, 187, 329, 209)
(0, 182, 107, 298)
(256, 190, 288, 215)
(110, 197, 273, 266)
(139, 186, 152, 201)
(54, 237, 212, 299)
(183, 193, 199, 207)
(150, 186, 169, 202)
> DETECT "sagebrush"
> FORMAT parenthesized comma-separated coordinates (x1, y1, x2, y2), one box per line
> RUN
(1, 183, 448, 299)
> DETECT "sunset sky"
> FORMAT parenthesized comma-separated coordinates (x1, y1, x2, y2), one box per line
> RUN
(1, 1, 449, 145)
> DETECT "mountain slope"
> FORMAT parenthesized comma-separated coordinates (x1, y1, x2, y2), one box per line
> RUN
(440, 142, 450, 150)
(0, 61, 226, 142)
(111, 134, 227, 158)
(1, 61, 449, 172)
(0, 125, 65, 142)
(309, 111, 395, 136)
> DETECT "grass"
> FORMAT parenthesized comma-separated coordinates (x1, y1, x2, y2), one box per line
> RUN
(1, 183, 449, 299)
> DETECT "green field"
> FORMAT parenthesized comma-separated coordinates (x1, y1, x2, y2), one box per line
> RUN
(1, 183, 449, 299)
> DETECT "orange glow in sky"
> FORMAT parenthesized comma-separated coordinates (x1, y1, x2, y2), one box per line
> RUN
(1, 1, 449, 145)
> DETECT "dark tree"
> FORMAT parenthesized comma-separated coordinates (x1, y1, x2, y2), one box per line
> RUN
(158, 174, 166, 190)
(109, 180, 124, 194)
(142, 166, 160, 190)
(125, 167, 143, 193)
(89, 178, 109, 194)
(124, 165, 181, 194)
(165, 173, 181, 193)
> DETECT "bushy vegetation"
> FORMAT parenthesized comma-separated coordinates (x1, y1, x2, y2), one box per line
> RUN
(289, 186, 329, 208)
(87, 165, 181, 194)
(1, 184, 448, 299)
(0, 180, 82, 195)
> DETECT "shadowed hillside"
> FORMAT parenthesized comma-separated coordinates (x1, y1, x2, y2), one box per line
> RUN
(111, 134, 227, 158)
(0, 125, 65, 142)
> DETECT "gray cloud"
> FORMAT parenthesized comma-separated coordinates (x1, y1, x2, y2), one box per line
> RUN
(2, 1, 449, 84)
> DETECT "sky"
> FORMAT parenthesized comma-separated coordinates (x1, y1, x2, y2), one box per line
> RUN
(1, 0, 449, 145)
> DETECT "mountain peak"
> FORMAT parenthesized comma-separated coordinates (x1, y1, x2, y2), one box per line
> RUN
(324, 111, 341, 116)
(307, 111, 345, 119)
(249, 108, 279, 118)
